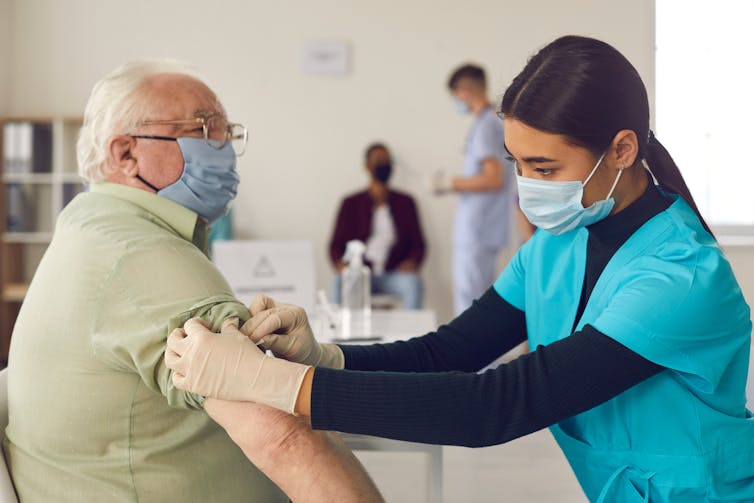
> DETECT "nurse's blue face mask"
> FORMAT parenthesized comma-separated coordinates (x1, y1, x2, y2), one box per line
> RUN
(516, 150, 626, 235)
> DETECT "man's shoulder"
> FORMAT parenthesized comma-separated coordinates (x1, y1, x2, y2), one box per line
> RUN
(61, 191, 193, 247)
(341, 190, 370, 206)
(56, 192, 212, 289)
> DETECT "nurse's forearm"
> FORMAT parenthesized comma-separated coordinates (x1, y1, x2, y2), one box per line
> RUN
(306, 326, 663, 447)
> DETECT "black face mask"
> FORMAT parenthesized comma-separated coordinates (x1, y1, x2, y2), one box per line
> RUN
(373, 163, 393, 184)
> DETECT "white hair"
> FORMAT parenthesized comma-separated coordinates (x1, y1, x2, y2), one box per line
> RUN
(76, 59, 205, 183)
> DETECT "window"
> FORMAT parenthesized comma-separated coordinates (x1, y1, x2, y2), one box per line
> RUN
(655, 0, 754, 231)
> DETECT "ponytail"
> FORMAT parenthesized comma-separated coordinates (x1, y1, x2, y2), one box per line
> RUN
(644, 130, 714, 237)
(500, 36, 714, 238)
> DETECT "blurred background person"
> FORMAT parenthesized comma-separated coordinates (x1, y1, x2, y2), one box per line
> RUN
(329, 143, 426, 309)
(431, 64, 517, 315)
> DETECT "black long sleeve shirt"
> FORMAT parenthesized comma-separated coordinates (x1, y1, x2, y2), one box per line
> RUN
(312, 180, 671, 447)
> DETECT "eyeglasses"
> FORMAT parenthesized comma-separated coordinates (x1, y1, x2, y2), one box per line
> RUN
(131, 114, 248, 156)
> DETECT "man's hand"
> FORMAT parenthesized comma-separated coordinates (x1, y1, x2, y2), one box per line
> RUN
(241, 294, 345, 369)
(165, 317, 310, 414)
(395, 260, 418, 273)
(206, 399, 384, 503)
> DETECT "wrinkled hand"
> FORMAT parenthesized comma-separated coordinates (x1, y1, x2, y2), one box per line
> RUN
(165, 317, 310, 414)
(241, 294, 344, 369)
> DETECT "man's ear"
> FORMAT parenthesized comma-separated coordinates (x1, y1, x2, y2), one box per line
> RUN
(610, 129, 639, 169)
(108, 135, 139, 177)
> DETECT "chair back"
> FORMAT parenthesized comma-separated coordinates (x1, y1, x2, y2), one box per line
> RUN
(0, 368, 19, 502)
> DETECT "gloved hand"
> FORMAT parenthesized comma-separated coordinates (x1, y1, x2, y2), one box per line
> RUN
(165, 317, 310, 414)
(427, 170, 454, 195)
(241, 294, 345, 369)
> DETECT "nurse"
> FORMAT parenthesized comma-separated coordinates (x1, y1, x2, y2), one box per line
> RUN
(166, 35, 754, 501)
(434, 63, 517, 315)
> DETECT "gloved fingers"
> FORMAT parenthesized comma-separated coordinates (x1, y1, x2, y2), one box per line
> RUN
(242, 308, 289, 340)
(184, 317, 214, 338)
(165, 342, 189, 377)
(164, 347, 181, 369)
(240, 310, 273, 340)
(167, 327, 189, 356)
(249, 308, 299, 339)
(220, 317, 240, 334)
(171, 370, 189, 391)
(255, 333, 279, 350)
(248, 294, 280, 316)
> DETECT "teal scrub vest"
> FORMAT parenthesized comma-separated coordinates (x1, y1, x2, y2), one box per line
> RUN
(495, 195, 754, 501)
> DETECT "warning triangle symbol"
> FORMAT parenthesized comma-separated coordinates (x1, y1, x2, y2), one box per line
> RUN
(253, 255, 276, 278)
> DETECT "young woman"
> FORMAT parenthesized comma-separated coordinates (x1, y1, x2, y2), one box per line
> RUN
(166, 36, 754, 501)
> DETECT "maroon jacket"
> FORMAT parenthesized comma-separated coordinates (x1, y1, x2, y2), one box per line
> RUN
(328, 189, 426, 272)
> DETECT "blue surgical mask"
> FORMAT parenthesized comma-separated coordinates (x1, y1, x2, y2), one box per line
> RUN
(137, 137, 239, 223)
(452, 97, 470, 115)
(516, 151, 625, 235)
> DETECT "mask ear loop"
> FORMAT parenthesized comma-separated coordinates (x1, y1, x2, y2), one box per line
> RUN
(605, 164, 627, 199)
(641, 158, 659, 186)
(583, 151, 608, 187)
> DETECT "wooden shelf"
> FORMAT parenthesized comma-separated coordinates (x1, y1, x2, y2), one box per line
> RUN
(2, 173, 55, 183)
(3, 232, 53, 244)
(1, 115, 84, 362)
(2, 283, 28, 302)
(59, 173, 83, 182)
(3, 173, 83, 183)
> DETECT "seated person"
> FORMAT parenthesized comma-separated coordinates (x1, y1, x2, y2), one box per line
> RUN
(4, 60, 381, 503)
(329, 143, 426, 309)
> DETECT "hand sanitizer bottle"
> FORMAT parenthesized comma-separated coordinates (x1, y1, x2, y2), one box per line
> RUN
(340, 240, 371, 339)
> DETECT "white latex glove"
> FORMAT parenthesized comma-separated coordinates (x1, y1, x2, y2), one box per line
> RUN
(242, 294, 344, 369)
(427, 170, 454, 195)
(165, 317, 310, 414)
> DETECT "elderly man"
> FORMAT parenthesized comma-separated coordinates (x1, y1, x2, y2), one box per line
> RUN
(4, 61, 381, 502)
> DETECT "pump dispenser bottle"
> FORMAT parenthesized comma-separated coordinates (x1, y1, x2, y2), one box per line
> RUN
(340, 240, 371, 338)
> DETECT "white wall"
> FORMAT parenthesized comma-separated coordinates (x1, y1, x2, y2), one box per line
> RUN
(7, 0, 656, 321)
(725, 247, 754, 308)
(0, 0, 11, 114)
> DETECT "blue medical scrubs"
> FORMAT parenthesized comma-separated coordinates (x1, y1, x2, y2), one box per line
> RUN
(494, 194, 754, 501)
(453, 106, 515, 314)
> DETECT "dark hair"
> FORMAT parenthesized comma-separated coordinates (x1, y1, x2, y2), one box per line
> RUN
(500, 35, 712, 235)
(447, 64, 486, 90)
(364, 142, 388, 163)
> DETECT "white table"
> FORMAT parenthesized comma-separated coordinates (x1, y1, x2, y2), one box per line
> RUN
(313, 309, 443, 503)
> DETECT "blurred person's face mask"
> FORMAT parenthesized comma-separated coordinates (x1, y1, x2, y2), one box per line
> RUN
(373, 163, 393, 184)
(137, 137, 239, 223)
(516, 150, 626, 235)
(452, 97, 470, 114)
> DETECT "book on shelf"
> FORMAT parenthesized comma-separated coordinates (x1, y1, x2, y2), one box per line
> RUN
(2, 121, 53, 174)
